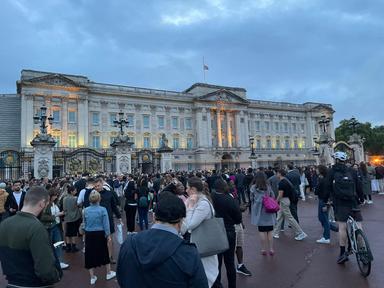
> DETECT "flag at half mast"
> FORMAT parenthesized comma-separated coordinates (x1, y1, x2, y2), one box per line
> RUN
(203, 64, 209, 70)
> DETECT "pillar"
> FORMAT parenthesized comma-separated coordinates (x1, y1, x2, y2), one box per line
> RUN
(217, 109, 222, 147)
(227, 111, 232, 148)
(31, 140, 56, 179)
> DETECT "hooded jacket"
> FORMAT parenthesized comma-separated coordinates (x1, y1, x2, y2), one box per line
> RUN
(117, 225, 208, 288)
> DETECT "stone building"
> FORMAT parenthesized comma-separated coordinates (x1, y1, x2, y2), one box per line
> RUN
(2, 69, 335, 176)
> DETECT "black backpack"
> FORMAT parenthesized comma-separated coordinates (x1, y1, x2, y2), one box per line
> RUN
(333, 169, 356, 200)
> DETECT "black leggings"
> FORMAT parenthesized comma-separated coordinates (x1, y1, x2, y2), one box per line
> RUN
(125, 205, 137, 232)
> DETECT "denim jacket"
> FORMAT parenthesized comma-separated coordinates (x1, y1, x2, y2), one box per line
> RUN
(84, 204, 110, 237)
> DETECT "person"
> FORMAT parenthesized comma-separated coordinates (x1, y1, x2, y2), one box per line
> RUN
(181, 177, 219, 287)
(0, 182, 9, 222)
(235, 169, 246, 205)
(137, 177, 150, 230)
(94, 178, 122, 264)
(117, 192, 208, 288)
(4, 179, 26, 218)
(250, 171, 277, 255)
(358, 162, 373, 204)
(84, 191, 116, 285)
(272, 169, 307, 241)
(328, 151, 364, 264)
(124, 174, 138, 234)
(63, 185, 82, 252)
(0, 185, 62, 287)
(286, 163, 301, 222)
(212, 178, 242, 288)
(40, 189, 69, 269)
(243, 168, 254, 207)
(314, 165, 333, 244)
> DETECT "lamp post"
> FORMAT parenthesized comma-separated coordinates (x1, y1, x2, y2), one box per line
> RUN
(318, 115, 330, 134)
(249, 136, 257, 169)
(113, 111, 129, 136)
(33, 105, 54, 135)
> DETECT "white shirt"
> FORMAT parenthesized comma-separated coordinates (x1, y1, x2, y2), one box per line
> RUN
(50, 204, 61, 224)
(13, 192, 22, 208)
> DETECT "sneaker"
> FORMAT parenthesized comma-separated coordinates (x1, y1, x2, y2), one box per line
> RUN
(82, 247, 85, 253)
(273, 234, 279, 239)
(90, 276, 97, 285)
(106, 271, 116, 280)
(367, 200, 373, 204)
(236, 264, 252, 276)
(316, 237, 330, 244)
(60, 262, 69, 269)
(337, 253, 349, 264)
(294, 232, 308, 241)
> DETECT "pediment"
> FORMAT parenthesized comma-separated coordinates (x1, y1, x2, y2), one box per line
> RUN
(311, 104, 335, 114)
(26, 74, 85, 88)
(196, 89, 249, 105)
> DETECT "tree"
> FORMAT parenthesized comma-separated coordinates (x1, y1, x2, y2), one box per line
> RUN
(335, 118, 384, 155)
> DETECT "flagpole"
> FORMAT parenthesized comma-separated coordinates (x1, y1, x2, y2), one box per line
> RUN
(203, 56, 206, 83)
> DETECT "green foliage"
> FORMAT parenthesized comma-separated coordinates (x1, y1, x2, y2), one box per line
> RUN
(335, 119, 384, 154)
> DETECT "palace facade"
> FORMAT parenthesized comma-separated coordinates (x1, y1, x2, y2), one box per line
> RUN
(2, 69, 335, 175)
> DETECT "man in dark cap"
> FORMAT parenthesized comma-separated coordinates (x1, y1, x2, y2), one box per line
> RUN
(117, 192, 208, 288)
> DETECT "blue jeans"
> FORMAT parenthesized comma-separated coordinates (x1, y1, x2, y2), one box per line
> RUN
(49, 224, 63, 262)
(138, 207, 148, 231)
(318, 199, 330, 240)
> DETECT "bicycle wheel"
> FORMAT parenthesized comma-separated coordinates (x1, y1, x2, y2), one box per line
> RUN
(355, 229, 372, 277)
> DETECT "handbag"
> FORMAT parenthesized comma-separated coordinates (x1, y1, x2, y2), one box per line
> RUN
(190, 200, 229, 257)
(262, 190, 280, 213)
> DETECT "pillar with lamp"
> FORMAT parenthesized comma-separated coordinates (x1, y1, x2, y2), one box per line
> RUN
(111, 111, 134, 174)
(249, 136, 257, 169)
(315, 115, 334, 166)
(30, 105, 56, 179)
(347, 117, 366, 164)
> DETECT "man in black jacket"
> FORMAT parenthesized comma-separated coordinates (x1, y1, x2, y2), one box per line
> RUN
(4, 180, 26, 218)
(117, 193, 208, 288)
(124, 174, 137, 233)
(286, 163, 301, 222)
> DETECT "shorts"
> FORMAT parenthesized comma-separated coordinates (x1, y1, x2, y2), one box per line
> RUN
(258, 225, 274, 232)
(335, 206, 363, 222)
(235, 224, 244, 247)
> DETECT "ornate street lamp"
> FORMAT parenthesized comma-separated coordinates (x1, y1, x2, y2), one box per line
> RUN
(113, 111, 129, 136)
(33, 105, 54, 135)
(318, 115, 330, 134)
(249, 136, 256, 159)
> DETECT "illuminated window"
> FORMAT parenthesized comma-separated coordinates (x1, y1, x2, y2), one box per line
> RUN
(68, 135, 77, 148)
(68, 111, 76, 123)
(92, 136, 100, 148)
(143, 115, 150, 129)
(294, 139, 298, 148)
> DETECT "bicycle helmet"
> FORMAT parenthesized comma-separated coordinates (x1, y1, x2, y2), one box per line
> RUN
(332, 151, 348, 161)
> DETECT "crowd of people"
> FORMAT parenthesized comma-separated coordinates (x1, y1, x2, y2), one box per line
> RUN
(0, 153, 383, 287)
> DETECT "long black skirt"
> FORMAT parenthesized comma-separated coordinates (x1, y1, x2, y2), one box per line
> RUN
(84, 231, 110, 269)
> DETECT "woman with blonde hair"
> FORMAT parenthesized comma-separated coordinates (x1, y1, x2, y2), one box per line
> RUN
(84, 190, 116, 285)
(181, 177, 218, 287)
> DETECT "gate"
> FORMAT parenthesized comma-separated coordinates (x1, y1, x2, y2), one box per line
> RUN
(333, 141, 355, 163)
(0, 150, 22, 180)
(53, 148, 115, 177)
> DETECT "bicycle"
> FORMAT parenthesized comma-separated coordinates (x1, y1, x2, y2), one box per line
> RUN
(346, 212, 373, 277)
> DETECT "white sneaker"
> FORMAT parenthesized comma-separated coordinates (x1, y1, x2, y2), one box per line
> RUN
(90, 276, 97, 285)
(316, 237, 330, 244)
(106, 271, 116, 280)
(295, 232, 308, 241)
(60, 262, 69, 269)
(273, 234, 279, 239)
(367, 200, 373, 204)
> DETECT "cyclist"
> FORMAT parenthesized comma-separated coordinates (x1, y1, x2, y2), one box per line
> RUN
(328, 151, 365, 264)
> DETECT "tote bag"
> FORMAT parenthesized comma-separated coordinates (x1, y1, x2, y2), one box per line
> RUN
(190, 200, 229, 257)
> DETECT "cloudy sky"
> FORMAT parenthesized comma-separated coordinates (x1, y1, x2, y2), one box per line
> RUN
(1, 0, 383, 125)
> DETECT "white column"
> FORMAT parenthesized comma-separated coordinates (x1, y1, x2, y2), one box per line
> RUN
(226, 111, 232, 148)
(243, 112, 250, 148)
(196, 109, 203, 147)
(25, 96, 34, 147)
(217, 109, 222, 147)
(235, 111, 241, 147)
(77, 98, 89, 147)
(62, 101, 68, 146)
(207, 109, 212, 147)
(305, 112, 314, 149)
(20, 94, 27, 147)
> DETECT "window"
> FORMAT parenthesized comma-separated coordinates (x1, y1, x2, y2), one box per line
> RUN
(172, 117, 178, 129)
(52, 110, 60, 123)
(301, 123, 305, 133)
(294, 139, 298, 148)
(285, 139, 290, 149)
(68, 135, 76, 148)
(92, 136, 100, 148)
(185, 118, 192, 130)
(68, 111, 76, 123)
(266, 139, 272, 149)
(53, 136, 61, 147)
(173, 137, 180, 149)
(292, 123, 297, 132)
(127, 115, 134, 127)
(188, 163, 193, 171)
(110, 113, 117, 126)
(256, 139, 261, 149)
(276, 139, 281, 149)
(187, 137, 193, 149)
(143, 115, 150, 129)
(284, 123, 288, 132)
(92, 112, 100, 126)
(159, 137, 163, 147)
(265, 122, 270, 131)
(274, 122, 279, 131)
(158, 116, 165, 129)
(240, 118, 245, 123)
(143, 136, 150, 148)
(110, 137, 117, 144)
(202, 115, 207, 121)
(255, 121, 260, 131)
(128, 137, 135, 148)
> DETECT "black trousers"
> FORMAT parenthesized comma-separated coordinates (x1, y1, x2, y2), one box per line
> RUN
(125, 205, 137, 232)
(290, 201, 299, 223)
(213, 230, 237, 288)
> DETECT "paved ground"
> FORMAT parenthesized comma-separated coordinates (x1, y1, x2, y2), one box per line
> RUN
(1, 194, 383, 287)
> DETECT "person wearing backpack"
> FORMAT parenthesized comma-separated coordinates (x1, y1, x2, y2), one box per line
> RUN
(124, 174, 138, 234)
(137, 178, 150, 231)
(328, 152, 365, 264)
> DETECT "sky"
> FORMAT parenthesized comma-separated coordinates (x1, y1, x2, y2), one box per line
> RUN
(1, 0, 383, 126)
